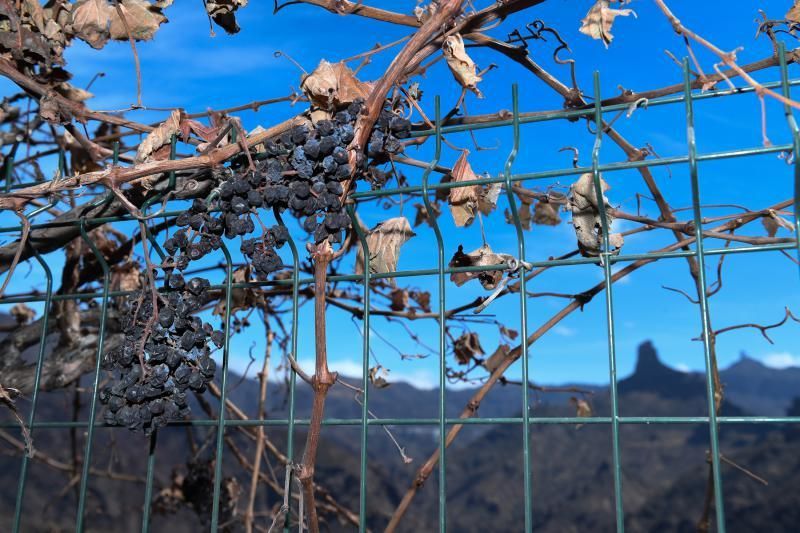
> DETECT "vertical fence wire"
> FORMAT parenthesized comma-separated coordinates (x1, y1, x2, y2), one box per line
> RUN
(274, 207, 301, 533)
(209, 242, 234, 530)
(589, 72, 625, 532)
(75, 218, 111, 532)
(778, 43, 800, 273)
(346, 202, 372, 533)
(419, 96, 446, 532)
(683, 58, 727, 533)
(11, 202, 55, 533)
(501, 83, 533, 532)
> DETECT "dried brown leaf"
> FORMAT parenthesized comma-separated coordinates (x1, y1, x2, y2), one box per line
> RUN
(71, 0, 112, 49)
(788, 1, 800, 23)
(449, 244, 513, 290)
(483, 344, 511, 373)
(413, 202, 441, 228)
(533, 200, 561, 226)
(389, 288, 408, 312)
(136, 108, 181, 164)
(355, 217, 415, 285)
(454, 332, 484, 365)
(570, 396, 593, 428)
(448, 151, 482, 227)
(109, 0, 167, 42)
(38, 92, 66, 124)
(205, 0, 247, 34)
(214, 265, 264, 317)
(369, 365, 391, 388)
(442, 34, 483, 97)
(499, 325, 518, 341)
(301, 60, 373, 110)
(10, 303, 36, 325)
(762, 209, 795, 237)
(505, 201, 532, 230)
(478, 182, 502, 215)
(579, 0, 635, 48)
(409, 290, 431, 313)
(569, 173, 624, 257)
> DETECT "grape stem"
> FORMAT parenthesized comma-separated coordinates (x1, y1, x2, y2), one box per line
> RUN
(296, 239, 337, 533)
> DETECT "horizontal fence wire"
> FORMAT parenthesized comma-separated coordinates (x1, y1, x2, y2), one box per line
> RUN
(2, 44, 799, 533)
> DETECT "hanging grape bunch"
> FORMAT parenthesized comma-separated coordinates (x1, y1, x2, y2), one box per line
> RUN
(99, 278, 221, 434)
(99, 98, 411, 432)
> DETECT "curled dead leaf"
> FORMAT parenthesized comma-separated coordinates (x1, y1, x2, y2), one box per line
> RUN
(454, 332, 484, 365)
(301, 60, 372, 111)
(569, 173, 624, 257)
(355, 217, 415, 285)
(109, 0, 168, 42)
(136, 109, 182, 164)
(72, 0, 112, 49)
(570, 396, 593, 429)
(214, 265, 264, 317)
(111, 261, 142, 302)
(579, 0, 636, 48)
(369, 365, 391, 388)
(39, 92, 66, 124)
(505, 200, 532, 230)
(442, 34, 483, 97)
(448, 151, 485, 227)
(413, 202, 441, 228)
(413, 2, 438, 23)
(762, 209, 795, 237)
(533, 200, 561, 226)
(389, 288, 409, 312)
(205, 0, 248, 34)
(479, 182, 502, 216)
(788, 1, 800, 23)
(10, 303, 36, 325)
(483, 344, 511, 373)
(409, 290, 431, 313)
(449, 244, 513, 290)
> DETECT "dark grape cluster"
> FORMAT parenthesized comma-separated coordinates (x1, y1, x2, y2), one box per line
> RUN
(101, 98, 411, 432)
(99, 279, 221, 434)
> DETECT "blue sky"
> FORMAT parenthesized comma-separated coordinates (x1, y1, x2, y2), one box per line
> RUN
(1, 0, 799, 391)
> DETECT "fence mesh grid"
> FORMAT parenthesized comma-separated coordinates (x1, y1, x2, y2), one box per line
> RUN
(2, 44, 800, 533)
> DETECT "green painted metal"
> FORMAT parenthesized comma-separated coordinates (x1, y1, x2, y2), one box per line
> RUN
(683, 58, 727, 533)
(503, 84, 533, 533)
(209, 242, 234, 530)
(0, 61, 797, 533)
(590, 72, 625, 533)
(779, 43, 800, 270)
(419, 96, 447, 533)
(346, 201, 372, 533)
(75, 219, 112, 533)
(11, 204, 55, 533)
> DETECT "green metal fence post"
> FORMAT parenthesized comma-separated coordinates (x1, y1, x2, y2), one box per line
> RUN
(346, 202, 372, 532)
(683, 58, 727, 533)
(274, 206, 300, 533)
(778, 43, 800, 272)
(502, 83, 533, 532)
(11, 202, 56, 533)
(420, 96, 446, 532)
(210, 241, 234, 531)
(75, 218, 112, 533)
(589, 72, 625, 533)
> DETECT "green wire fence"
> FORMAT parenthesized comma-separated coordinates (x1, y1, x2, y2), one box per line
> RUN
(2, 43, 800, 533)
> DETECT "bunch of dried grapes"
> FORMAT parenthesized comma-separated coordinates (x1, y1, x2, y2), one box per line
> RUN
(99, 279, 221, 434)
(100, 98, 411, 431)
